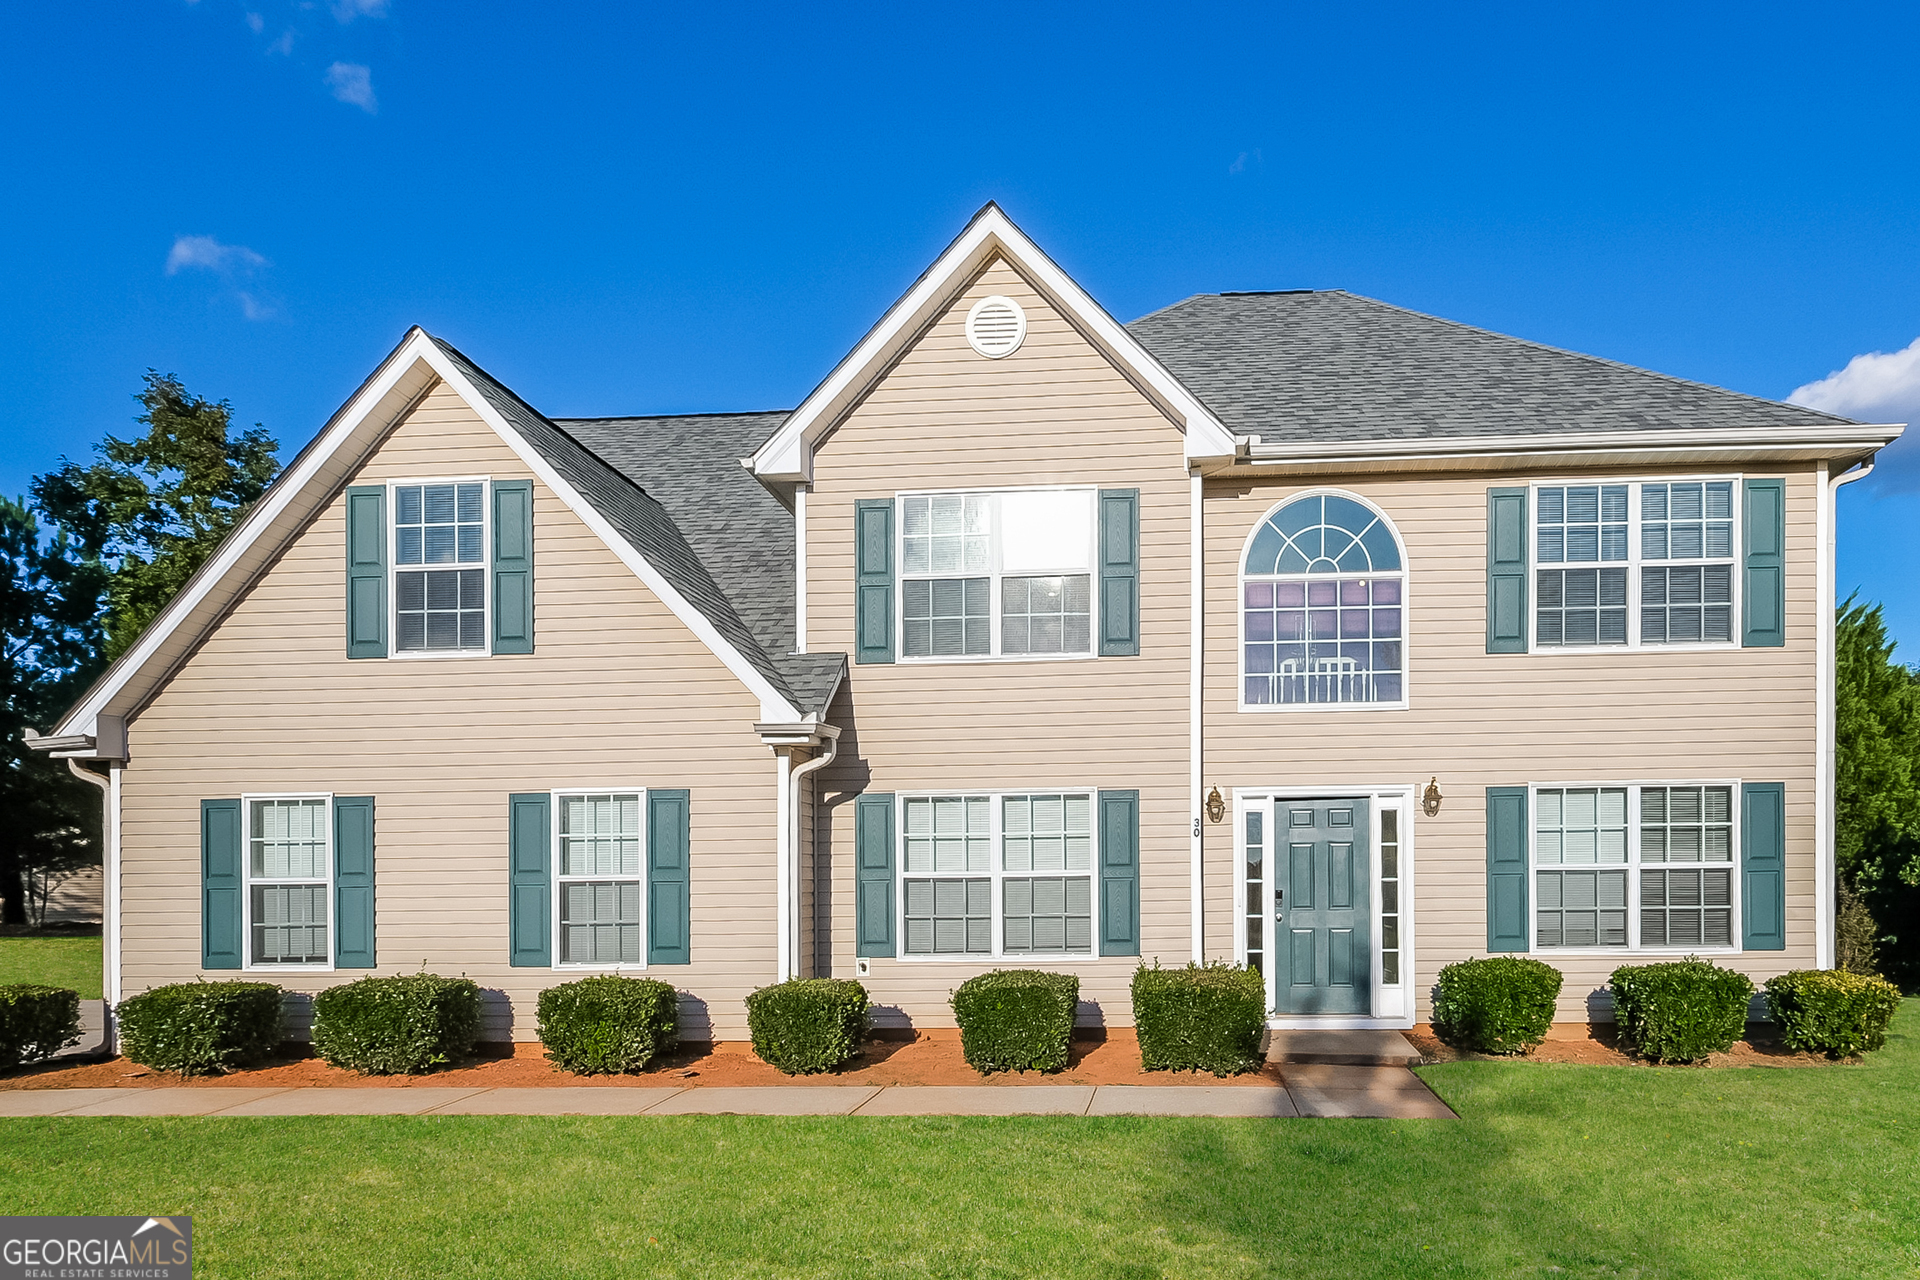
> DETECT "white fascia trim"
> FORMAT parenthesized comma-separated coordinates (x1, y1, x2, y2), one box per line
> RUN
(1243, 422, 1905, 468)
(422, 346, 803, 722)
(749, 205, 1239, 482)
(54, 331, 441, 739)
(57, 330, 803, 736)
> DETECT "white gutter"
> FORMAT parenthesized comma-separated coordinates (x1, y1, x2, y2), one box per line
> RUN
(787, 728, 840, 981)
(1189, 470, 1205, 962)
(1243, 421, 1903, 466)
(1818, 460, 1876, 970)
(64, 758, 118, 1048)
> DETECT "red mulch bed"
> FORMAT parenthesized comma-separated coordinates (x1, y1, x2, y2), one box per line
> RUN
(0, 1029, 1289, 1091)
(1407, 1022, 1849, 1068)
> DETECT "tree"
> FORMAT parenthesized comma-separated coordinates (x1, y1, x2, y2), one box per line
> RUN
(32, 372, 280, 661)
(0, 496, 109, 924)
(1834, 596, 1920, 986)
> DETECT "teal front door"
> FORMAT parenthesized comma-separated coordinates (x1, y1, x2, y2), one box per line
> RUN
(1274, 798, 1371, 1015)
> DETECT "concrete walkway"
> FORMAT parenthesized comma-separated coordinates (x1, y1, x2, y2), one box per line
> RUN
(0, 1066, 1451, 1119)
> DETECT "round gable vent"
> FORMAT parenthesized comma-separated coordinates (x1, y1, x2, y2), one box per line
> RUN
(965, 295, 1027, 358)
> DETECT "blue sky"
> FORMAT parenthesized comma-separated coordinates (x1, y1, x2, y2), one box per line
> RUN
(4, 2, 1918, 650)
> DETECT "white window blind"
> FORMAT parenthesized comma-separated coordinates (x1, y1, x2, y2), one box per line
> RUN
(556, 793, 643, 965)
(899, 490, 1094, 660)
(248, 797, 330, 966)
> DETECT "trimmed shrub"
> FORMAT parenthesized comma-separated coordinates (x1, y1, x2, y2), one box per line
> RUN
(745, 978, 868, 1074)
(1609, 957, 1753, 1063)
(1132, 962, 1265, 1076)
(1431, 957, 1562, 1054)
(951, 970, 1078, 1075)
(538, 975, 679, 1074)
(117, 981, 285, 1076)
(1764, 969, 1903, 1057)
(312, 974, 483, 1075)
(0, 985, 83, 1069)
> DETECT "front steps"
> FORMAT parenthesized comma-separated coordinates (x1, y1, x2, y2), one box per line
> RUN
(1263, 1029, 1421, 1067)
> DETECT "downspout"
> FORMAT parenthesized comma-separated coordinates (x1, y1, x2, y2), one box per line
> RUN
(65, 757, 118, 1049)
(1819, 460, 1875, 970)
(784, 727, 840, 982)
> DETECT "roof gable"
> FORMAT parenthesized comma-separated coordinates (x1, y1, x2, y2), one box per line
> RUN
(748, 204, 1240, 483)
(53, 331, 824, 745)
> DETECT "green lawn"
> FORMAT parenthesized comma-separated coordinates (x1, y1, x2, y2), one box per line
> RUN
(1, 1002, 1915, 1279)
(0, 933, 101, 998)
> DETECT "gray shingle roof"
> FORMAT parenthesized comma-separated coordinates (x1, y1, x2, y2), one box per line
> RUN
(430, 337, 840, 715)
(1126, 290, 1856, 443)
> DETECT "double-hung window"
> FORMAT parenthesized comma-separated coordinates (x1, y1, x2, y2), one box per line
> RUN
(1533, 479, 1736, 649)
(901, 791, 1094, 957)
(394, 481, 488, 653)
(554, 792, 643, 966)
(1533, 783, 1736, 951)
(899, 490, 1095, 660)
(246, 796, 331, 967)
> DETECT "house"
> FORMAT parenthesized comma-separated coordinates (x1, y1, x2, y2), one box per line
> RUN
(30, 205, 1901, 1041)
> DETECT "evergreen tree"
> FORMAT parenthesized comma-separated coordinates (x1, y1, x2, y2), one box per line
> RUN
(1835, 596, 1920, 986)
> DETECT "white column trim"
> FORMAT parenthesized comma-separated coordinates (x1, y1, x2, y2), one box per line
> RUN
(795, 485, 808, 654)
(774, 750, 794, 983)
(1190, 470, 1205, 962)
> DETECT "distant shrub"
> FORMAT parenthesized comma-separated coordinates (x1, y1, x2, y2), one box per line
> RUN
(1431, 957, 1562, 1054)
(1609, 957, 1753, 1063)
(0, 985, 82, 1069)
(1764, 969, 1902, 1057)
(1131, 962, 1265, 1076)
(538, 975, 679, 1074)
(117, 981, 285, 1076)
(311, 974, 483, 1075)
(744, 978, 868, 1075)
(951, 971, 1078, 1075)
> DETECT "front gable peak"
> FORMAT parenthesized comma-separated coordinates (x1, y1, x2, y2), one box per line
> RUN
(748, 204, 1241, 484)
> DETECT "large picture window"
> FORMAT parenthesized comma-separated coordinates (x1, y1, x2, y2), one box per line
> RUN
(1533, 783, 1736, 950)
(1533, 479, 1737, 649)
(247, 796, 330, 967)
(1241, 493, 1406, 708)
(394, 481, 488, 653)
(898, 490, 1094, 660)
(901, 791, 1095, 958)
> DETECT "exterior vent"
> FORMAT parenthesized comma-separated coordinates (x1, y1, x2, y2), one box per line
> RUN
(965, 295, 1027, 359)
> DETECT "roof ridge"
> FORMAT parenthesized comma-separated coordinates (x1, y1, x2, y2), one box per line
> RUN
(554, 409, 794, 423)
(1321, 291, 1858, 425)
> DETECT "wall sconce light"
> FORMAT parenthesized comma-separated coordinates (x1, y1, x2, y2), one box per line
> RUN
(1423, 777, 1444, 817)
(1205, 786, 1226, 824)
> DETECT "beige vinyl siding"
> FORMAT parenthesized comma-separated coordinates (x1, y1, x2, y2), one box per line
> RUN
(807, 257, 1193, 1027)
(118, 383, 777, 1039)
(1201, 468, 1822, 1020)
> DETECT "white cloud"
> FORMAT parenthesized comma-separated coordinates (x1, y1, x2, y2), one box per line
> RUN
(1791, 337, 1920, 492)
(245, 11, 264, 33)
(165, 235, 266, 277)
(332, 0, 389, 21)
(325, 61, 377, 112)
(236, 291, 277, 322)
(267, 28, 294, 55)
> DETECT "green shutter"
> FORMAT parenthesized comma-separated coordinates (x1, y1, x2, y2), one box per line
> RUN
(854, 499, 894, 664)
(1487, 487, 1528, 653)
(1098, 789, 1140, 956)
(854, 793, 896, 957)
(345, 486, 387, 659)
(491, 480, 534, 654)
(1486, 786, 1529, 951)
(647, 789, 691, 965)
(1742, 478, 1785, 648)
(333, 795, 376, 968)
(1097, 489, 1141, 657)
(507, 792, 551, 967)
(1741, 782, 1786, 950)
(201, 798, 243, 970)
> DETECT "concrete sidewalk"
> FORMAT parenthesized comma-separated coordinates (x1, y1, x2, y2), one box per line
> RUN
(0, 1067, 1452, 1119)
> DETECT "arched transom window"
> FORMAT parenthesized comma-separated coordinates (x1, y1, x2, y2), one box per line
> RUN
(1242, 494, 1405, 707)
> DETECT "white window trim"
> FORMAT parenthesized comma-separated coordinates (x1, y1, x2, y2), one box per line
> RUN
(240, 791, 335, 973)
(1526, 474, 1743, 654)
(894, 484, 1102, 666)
(1231, 784, 1416, 1030)
(895, 786, 1101, 962)
(1525, 778, 1743, 955)
(387, 475, 493, 661)
(549, 786, 651, 972)
(1236, 488, 1412, 714)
